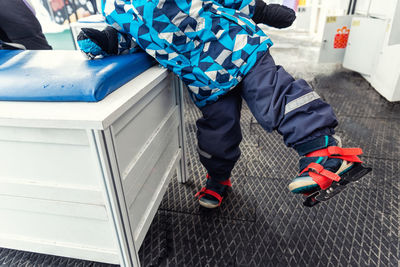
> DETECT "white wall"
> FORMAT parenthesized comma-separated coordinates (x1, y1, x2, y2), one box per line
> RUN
(289, 0, 351, 41)
(314, 0, 350, 40)
(355, 0, 398, 18)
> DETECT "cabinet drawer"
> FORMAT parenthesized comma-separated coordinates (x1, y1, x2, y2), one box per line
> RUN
(127, 125, 180, 245)
(112, 77, 176, 175)
(122, 108, 179, 206)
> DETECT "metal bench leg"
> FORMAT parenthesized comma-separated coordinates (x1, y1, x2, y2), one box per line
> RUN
(174, 76, 189, 183)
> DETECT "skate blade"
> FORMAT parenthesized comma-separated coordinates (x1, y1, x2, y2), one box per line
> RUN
(303, 192, 320, 207)
(315, 182, 347, 202)
(339, 163, 372, 183)
(303, 163, 372, 207)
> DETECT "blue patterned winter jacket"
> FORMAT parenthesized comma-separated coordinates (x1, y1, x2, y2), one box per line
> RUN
(103, 0, 273, 107)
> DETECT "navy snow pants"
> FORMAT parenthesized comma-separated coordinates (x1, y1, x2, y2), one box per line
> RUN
(196, 51, 338, 182)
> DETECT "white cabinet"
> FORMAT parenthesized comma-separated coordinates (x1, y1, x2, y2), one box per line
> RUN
(343, 17, 387, 75)
(0, 67, 187, 266)
(341, 16, 400, 101)
(389, 0, 400, 45)
(316, 0, 400, 101)
(318, 15, 353, 63)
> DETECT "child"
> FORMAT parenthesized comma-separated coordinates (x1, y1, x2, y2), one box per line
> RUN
(78, 0, 370, 208)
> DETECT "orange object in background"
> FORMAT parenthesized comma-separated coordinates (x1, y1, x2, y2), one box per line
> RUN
(334, 26, 350, 49)
(298, 0, 306, 7)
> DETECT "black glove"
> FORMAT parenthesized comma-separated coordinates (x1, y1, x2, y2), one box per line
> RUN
(253, 0, 296, 29)
(77, 26, 118, 59)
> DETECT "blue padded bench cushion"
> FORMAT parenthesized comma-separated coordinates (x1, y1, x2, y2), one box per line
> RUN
(0, 50, 155, 102)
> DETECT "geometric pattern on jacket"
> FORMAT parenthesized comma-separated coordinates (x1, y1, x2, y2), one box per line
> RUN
(103, 0, 273, 107)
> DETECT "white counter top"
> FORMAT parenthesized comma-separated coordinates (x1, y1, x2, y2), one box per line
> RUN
(0, 66, 169, 130)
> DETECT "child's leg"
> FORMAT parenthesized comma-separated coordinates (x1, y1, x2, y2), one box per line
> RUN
(240, 51, 337, 147)
(197, 89, 243, 181)
(240, 51, 369, 205)
(195, 89, 243, 208)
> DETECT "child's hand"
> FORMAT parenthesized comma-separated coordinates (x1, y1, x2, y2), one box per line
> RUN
(253, 1, 296, 29)
(77, 27, 118, 59)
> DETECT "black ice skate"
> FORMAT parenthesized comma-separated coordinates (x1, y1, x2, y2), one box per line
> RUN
(289, 135, 372, 207)
(303, 162, 372, 207)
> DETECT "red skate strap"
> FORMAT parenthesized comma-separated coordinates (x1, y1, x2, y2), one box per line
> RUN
(308, 163, 341, 182)
(309, 172, 333, 190)
(306, 146, 363, 163)
(219, 179, 232, 186)
(195, 187, 223, 205)
(205, 174, 232, 187)
(300, 162, 341, 190)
